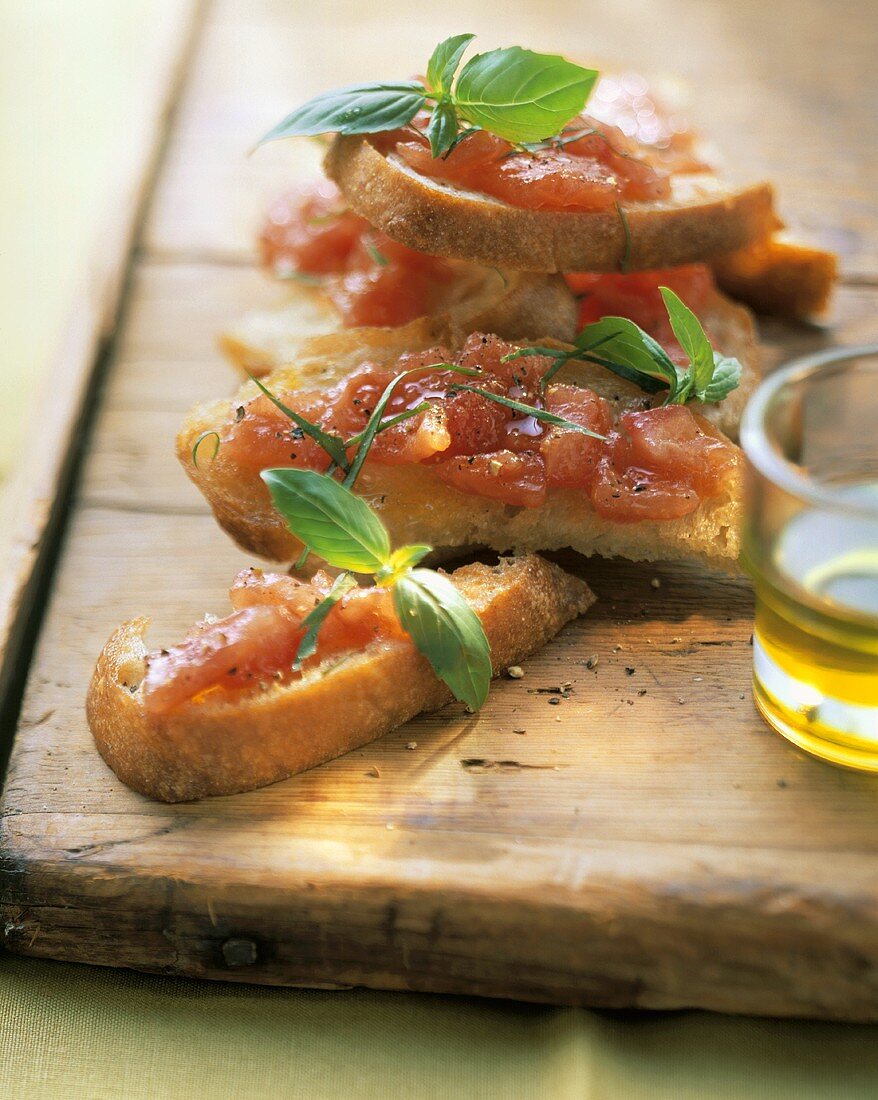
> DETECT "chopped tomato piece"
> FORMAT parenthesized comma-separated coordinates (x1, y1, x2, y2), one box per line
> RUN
(590, 454, 701, 522)
(436, 450, 547, 508)
(541, 385, 613, 490)
(260, 183, 452, 327)
(221, 393, 332, 474)
(392, 114, 672, 212)
(142, 570, 402, 713)
(142, 605, 303, 715)
(260, 182, 367, 276)
(618, 405, 739, 496)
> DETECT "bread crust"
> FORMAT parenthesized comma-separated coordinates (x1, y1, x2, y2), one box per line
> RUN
(180, 321, 746, 573)
(220, 268, 578, 378)
(87, 555, 595, 802)
(325, 136, 778, 274)
(712, 234, 838, 319)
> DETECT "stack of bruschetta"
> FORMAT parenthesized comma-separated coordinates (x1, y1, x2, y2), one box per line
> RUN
(88, 45, 837, 802)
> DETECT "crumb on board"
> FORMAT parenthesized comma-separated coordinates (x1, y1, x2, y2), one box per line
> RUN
(366, 765, 381, 778)
(507, 665, 525, 679)
(405, 742, 417, 751)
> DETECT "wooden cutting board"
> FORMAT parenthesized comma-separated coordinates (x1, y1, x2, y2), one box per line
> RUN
(2, 0, 878, 1020)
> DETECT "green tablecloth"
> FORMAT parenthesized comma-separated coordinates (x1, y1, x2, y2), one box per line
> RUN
(3, 950, 876, 1099)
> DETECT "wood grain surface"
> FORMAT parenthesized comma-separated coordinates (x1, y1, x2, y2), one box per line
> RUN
(2, 0, 878, 1018)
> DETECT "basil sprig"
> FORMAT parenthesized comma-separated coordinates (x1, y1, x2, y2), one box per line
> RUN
(258, 34, 599, 158)
(504, 287, 742, 406)
(261, 468, 491, 710)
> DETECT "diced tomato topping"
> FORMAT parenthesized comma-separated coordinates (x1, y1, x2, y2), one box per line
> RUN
(219, 393, 333, 475)
(541, 386, 613, 490)
(436, 450, 548, 508)
(391, 113, 672, 212)
(142, 569, 402, 714)
(220, 332, 737, 520)
(590, 454, 701, 522)
(261, 182, 367, 276)
(259, 182, 453, 327)
(141, 605, 303, 715)
(618, 405, 740, 497)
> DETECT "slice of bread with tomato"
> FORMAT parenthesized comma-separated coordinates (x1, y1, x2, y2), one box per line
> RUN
(178, 322, 747, 573)
(325, 134, 777, 275)
(87, 554, 594, 802)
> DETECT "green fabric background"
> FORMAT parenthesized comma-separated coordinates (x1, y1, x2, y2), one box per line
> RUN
(3, 950, 877, 1099)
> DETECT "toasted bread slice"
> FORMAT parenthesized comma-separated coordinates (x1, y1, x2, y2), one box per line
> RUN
(324, 136, 777, 275)
(712, 233, 838, 319)
(87, 555, 594, 802)
(179, 324, 744, 572)
(220, 266, 578, 377)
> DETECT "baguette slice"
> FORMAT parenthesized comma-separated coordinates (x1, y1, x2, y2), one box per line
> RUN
(179, 324, 744, 572)
(325, 136, 778, 275)
(87, 555, 594, 803)
(220, 266, 578, 377)
(712, 233, 838, 319)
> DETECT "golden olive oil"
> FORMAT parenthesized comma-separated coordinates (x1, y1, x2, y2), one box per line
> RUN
(749, 483, 878, 770)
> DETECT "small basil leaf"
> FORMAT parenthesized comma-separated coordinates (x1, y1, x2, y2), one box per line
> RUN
(702, 354, 743, 404)
(393, 569, 492, 711)
(578, 317, 679, 398)
(659, 287, 714, 396)
(258, 82, 427, 143)
(294, 573, 356, 667)
(453, 47, 598, 143)
(427, 100, 460, 158)
(262, 468, 391, 572)
(426, 33, 475, 93)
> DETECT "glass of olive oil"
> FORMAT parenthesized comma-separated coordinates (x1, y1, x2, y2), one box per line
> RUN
(740, 346, 878, 771)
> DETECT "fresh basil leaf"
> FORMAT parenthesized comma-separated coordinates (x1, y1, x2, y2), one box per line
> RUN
(258, 82, 427, 144)
(577, 317, 679, 399)
(659, 287, 714, 396)
(294, 573, 356, 667)
(449, 383, 608, 440)
(453, 47, 598, 143)
(702, 354, 743, 404)
(393, 568, 492, 711)
(426, 33, 475, 93)
(427, 99, 460, 158)
(262, 468, 391, 572)
(247, 373, 349, 471)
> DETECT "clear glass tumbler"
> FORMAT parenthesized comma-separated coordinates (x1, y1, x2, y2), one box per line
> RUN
(740, 345, 878, 771)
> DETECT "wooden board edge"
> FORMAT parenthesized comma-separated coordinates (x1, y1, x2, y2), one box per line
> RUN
(0, 1, 204, 773)
(3, 834, 877, 1021)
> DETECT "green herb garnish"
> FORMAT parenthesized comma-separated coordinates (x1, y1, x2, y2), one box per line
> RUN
(504, 288, 742, 406)
(257, 35, 599, 158)
(261, 468, 491, 710)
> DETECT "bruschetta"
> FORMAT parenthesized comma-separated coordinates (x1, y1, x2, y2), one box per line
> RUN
(87, 554, 594, 802)
(179, 326, 745, 572)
